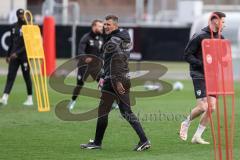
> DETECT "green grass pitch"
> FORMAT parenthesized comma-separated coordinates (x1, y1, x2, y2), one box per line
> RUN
(0, 60, 239, 160)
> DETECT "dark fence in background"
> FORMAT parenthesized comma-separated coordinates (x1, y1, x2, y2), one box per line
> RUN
(0, 25, 190, 61)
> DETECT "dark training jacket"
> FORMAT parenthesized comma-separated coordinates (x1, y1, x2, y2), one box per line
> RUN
(102, 28, 132, 83)
(78, 31, 104, 58)
(7, 21, 27, 60)
(184, 26, 224, 79)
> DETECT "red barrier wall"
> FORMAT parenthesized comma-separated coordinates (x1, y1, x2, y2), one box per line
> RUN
(43, 16, 56, 76)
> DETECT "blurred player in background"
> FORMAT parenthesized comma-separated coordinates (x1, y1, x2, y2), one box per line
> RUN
(80, 15, 150, 151)
(0, 9, 33, 106)
(179, 12, 226, 144)
(67, 20, 104, 110)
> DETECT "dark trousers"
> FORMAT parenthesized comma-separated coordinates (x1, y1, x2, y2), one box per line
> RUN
(94, 80, 148, 145)
(3, 58, 32, 95)
(72, 62, 101, 101)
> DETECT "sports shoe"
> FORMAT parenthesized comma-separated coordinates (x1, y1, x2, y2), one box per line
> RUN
(23, 97, 33, 106)
(179, 121, 189, 141)
(191, 136, 210, 144)
(0, 98, 7, 106)
(133, 140, 151, 151)
(80, 140, 101, 149)
(67, 100, 76, 111)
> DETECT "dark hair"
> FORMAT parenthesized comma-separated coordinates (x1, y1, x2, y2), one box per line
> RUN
(91, 19, 103, 27)
(16, 8, 24, 16)
(105, 15, 118, 23)
(211, 11, 226, 20)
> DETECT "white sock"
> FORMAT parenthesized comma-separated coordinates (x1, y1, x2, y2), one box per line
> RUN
(193, 124, 206, 138)
(183, 116, 191, 127)
(27, 95, 33, 101)
(2, 94, 9, 100)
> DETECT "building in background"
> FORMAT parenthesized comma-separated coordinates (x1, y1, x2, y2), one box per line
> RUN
(0, 0, 239, 79)
(0, 0, 239, 25)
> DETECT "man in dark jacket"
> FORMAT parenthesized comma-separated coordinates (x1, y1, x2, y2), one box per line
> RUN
(179, 12, 226, 144)
(80, 15, 150, 151)
(0, 9, 33, 106)
(67, 20, 104, 110)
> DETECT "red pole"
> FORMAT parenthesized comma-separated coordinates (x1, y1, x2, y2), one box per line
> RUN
(43, 16, 56, 76)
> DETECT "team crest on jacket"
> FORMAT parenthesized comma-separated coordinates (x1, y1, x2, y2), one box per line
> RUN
(89, 40, 94, 46)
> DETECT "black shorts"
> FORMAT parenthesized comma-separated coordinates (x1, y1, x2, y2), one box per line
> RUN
(76, 61, 102, 84)
(192, 78, 206, 99)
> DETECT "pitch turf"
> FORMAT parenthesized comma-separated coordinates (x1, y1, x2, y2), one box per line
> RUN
(0, 62, 239, 160)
